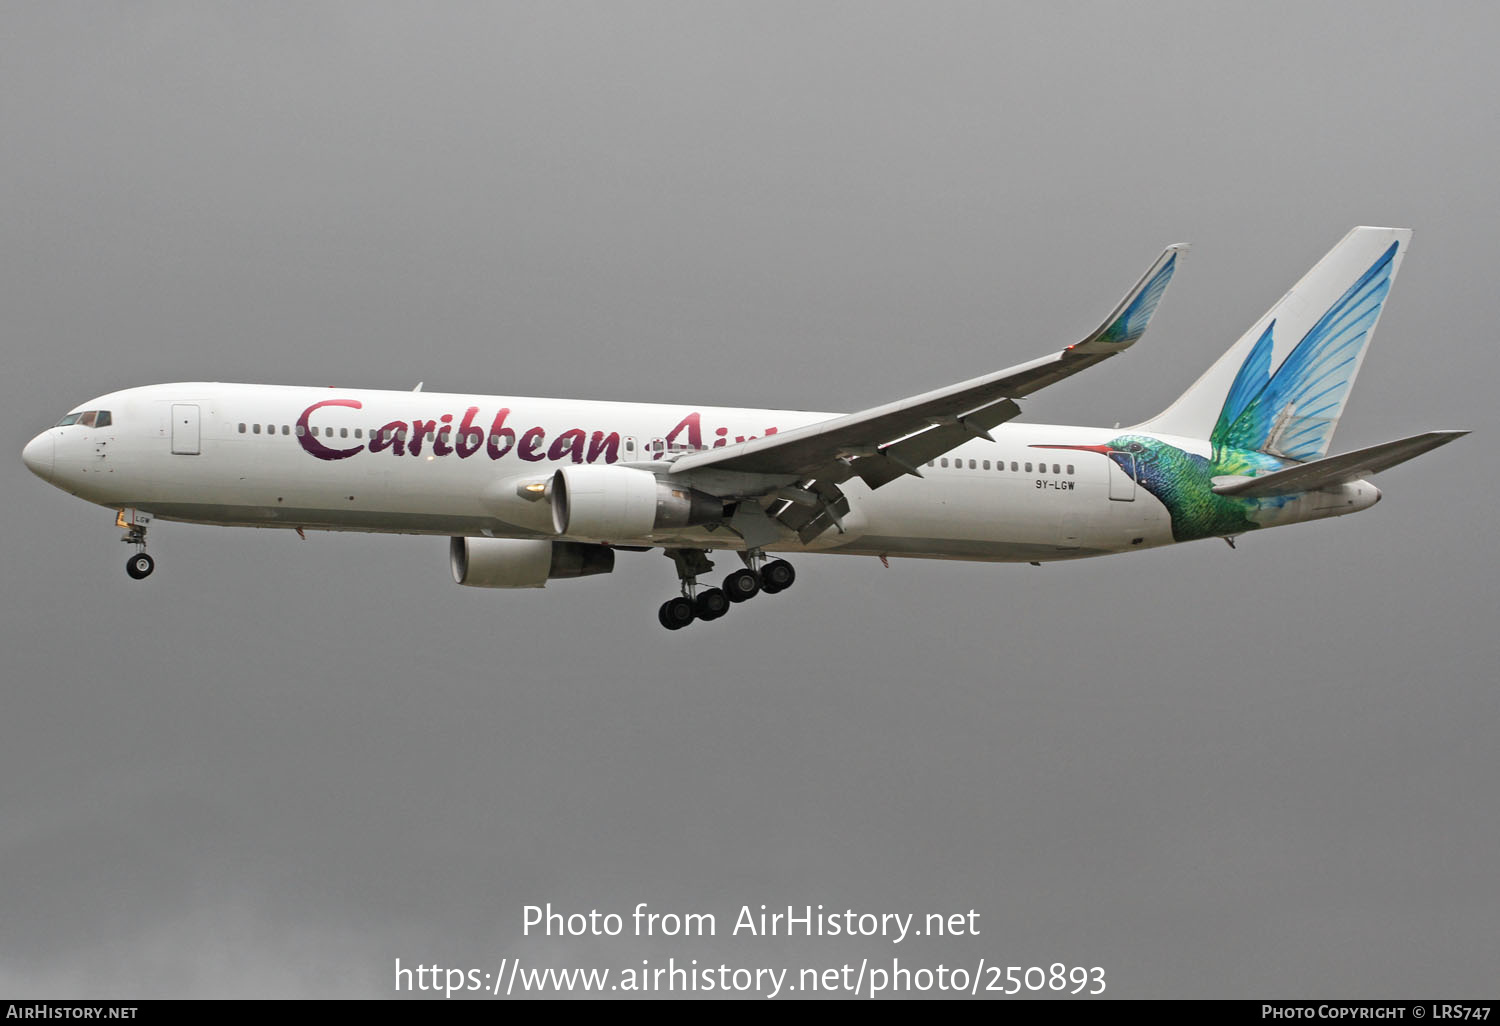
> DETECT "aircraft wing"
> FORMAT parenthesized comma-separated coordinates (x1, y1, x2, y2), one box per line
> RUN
(669, 243, 1186, 494)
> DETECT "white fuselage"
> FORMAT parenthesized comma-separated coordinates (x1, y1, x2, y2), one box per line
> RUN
(22, 382, 1377, 564)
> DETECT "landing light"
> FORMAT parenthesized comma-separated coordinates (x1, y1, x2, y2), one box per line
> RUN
(515, 479, 550, 502)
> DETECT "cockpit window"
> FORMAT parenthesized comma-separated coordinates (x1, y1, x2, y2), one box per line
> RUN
(54, 409, 112, 428)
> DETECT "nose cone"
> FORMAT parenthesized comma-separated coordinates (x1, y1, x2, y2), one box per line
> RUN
(22, 431, 54, 481)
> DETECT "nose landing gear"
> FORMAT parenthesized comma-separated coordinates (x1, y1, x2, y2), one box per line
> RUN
(118, 509, 154, 579)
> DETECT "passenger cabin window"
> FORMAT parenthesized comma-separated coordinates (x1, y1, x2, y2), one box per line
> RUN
(1010, 461, 1018, 471)
(253, 424, 262, 434)
(1025, 462, 1032, 472)
(282, 425, 290, 435)
(983, 460, 990, 470)
(940, 458, 949, 467)
(1067, 464, 1075, 475)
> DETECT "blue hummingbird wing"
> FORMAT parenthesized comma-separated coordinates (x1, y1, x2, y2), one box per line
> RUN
(1211, 240, 1399, 461)
(1210, 321, 1275, 454)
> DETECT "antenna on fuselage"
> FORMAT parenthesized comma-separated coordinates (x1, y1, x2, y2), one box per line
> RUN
(413, 382, 424, 392)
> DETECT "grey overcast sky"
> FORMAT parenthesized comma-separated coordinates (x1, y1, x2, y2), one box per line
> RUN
(2, 1, 1495, 1000)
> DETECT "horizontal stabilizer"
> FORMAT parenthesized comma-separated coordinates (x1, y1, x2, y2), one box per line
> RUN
(1211, 430, 1468, 498)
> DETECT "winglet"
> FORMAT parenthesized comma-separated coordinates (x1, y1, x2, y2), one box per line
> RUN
(1069, 243, 1187, 355)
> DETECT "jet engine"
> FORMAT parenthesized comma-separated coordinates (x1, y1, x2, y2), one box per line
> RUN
(449, 537, 614, 589)
(550, 465, 724, 540)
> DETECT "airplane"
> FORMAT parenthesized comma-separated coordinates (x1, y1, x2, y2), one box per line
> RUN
(22, 226, 1467, 630)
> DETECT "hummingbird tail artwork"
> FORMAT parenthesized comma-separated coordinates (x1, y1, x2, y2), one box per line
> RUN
(1035, 227, 1466, 544)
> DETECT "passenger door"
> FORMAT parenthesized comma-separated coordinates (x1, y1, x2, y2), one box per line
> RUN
(1107, 452, 1135, 501)
(170, 404, 201, 455)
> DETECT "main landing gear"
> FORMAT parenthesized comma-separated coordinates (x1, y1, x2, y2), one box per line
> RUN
(119, 510, 154, 580)
(657, 549, 797, 630)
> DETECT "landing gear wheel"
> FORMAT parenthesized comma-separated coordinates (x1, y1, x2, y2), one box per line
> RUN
(694, 588, 730, 621)
(760, 559, 795, 594)
(658, 596, 696, 630)
(724, 568, 761, 603)
(126, 552, 155, 580)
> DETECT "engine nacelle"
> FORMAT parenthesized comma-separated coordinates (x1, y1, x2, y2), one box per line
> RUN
(550, 465, 724, 541)
(449, 537, 614, 589)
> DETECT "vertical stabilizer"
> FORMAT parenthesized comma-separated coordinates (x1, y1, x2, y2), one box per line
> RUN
(1137, 226, 1410, 460)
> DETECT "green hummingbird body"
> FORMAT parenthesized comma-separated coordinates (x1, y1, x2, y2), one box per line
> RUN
(1095, 435, 1288, 542)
